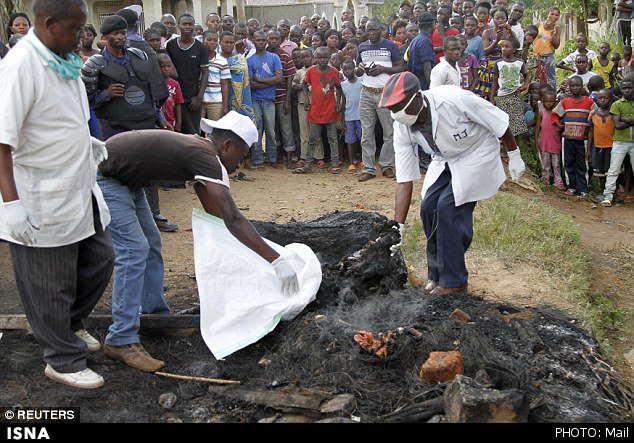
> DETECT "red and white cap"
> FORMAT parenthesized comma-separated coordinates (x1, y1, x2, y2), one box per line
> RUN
(379, 72, 421, 108)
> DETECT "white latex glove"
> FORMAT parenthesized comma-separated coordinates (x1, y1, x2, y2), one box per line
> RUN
(90, 136, 108, 165)
(508, 148, 525, 182)
(272, 256, 299, 297)
(389, 223, 405, 257)
(3, 200, 40, 245)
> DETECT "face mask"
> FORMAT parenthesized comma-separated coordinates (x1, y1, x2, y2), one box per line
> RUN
(26, 31, 83, 80)
(390, 91, 422, 126)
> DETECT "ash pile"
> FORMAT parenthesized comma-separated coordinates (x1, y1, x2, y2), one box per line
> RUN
(1, 212, 630, 423)
(190, 211, 629, 423)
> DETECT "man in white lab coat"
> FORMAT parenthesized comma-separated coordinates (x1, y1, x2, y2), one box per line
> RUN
(0, 0, 114, 389)
(379, 72, 525, 295)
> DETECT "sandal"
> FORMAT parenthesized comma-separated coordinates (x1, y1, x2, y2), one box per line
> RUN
(292, 166, 311, 174)
(286, 161, 295, 169)
(316, 160, 326, 169)
(296, 159, 305, 168)
(331, 168, 342, 174)
(347, 164, 356, 174)
(257, 164, 266, 171)
(269, 163, 280, 169)
(338, 161, 344, 167)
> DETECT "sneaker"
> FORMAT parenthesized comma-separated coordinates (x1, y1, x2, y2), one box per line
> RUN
(103, 343, 165, 372)
(155, 219, 178, 232)
(601, 199, 612, 207)
(580, 192, 588, 198)
(75, 329, 100, 352)
(44, 364, 104, 389)
(591, 195, 604, 204)
(565, 188, 576, 196)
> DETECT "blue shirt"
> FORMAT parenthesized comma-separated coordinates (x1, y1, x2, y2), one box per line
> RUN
(341, 76, 363, 121)
(464, 35, 484, 63)
(406, 32, 436, 90)
(247, 52, 282, 102)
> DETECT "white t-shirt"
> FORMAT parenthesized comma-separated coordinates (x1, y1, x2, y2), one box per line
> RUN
(0, 30, 110, 246)
(430, 58, 461, 88)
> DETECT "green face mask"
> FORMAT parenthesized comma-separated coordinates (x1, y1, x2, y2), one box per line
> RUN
(26, 33, 83, 80)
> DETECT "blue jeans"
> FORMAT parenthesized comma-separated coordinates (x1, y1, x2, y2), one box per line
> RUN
(97, 174, 169, 346)
(253, 99, 277, 164)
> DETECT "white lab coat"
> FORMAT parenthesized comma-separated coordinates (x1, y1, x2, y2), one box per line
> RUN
(0, 30, 110, 247)
(394, 85, 509, 206)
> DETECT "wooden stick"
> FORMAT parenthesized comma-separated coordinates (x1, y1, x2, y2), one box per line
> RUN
(155, 371, 240, 385)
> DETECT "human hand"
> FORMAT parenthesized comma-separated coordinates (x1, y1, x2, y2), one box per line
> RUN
(108, 83, 125, 98)
(189, 97, 202, 111)
(368, 64, 384, 76)
(235, 39, 245, 54)
(389, 223, 405, 257)
(159, 121, 174, 131)
(272, 256, 299, 296)
(508, 148, 526, 182)
(284, 100, 291, 114)
(90, 136, 108, 164)
(3, 200, 40, 245)
(304, 102, 311, 112)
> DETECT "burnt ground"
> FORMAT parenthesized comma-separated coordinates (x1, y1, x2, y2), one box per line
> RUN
(0, 212, 629, 423)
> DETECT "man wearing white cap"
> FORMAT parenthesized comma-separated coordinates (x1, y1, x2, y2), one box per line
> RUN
(97, 112, 299, 372)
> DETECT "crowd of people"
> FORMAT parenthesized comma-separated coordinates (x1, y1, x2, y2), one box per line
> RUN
(3, 0, 633, 204)
(0, 0, 632, 390)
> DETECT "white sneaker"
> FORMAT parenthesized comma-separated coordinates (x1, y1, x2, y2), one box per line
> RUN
(75, 329, 101, 352)
(44, 364, 104, 389)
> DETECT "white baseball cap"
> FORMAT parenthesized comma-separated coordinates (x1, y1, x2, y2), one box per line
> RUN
(200, 111, 258, 148)
(125, 5, 143, 19)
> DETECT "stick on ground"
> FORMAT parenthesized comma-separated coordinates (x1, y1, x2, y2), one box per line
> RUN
(155, 371, 241, 385)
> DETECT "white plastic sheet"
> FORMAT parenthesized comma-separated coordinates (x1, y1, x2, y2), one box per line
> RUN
(192, 209, 322, 360)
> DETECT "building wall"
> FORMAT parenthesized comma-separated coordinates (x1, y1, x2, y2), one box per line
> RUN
(244, 1, 373, 28)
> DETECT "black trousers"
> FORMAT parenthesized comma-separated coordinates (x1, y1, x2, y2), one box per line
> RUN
(180, 99, 202, 135)
(9, 199, 114, 373)
(420, 165, 476, 288)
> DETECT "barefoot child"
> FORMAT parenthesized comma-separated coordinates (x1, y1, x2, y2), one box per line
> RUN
(535, 91, 564, 189)
(340, 60, 363, 173)
(295, 46, 343, 174)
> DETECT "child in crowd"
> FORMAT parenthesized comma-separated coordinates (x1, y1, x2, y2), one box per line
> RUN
(202, 30, 230, 121)
(553, 75, 597, 196)
(601, 78, 634, 206)
(590, 42, 617, 89)
(556, 34, 597, 73)
(143, 28, 162, 53)
(330, 52, 343, 73)
(618, 45, 633, 80)
(450, 15, 464, 33)
(312, 32, 325, 51)
(587, 89, 615, 199)
(535, 91, 564, 189)
(295, 46, 343, 174)
(340, 60, 363, 173)
(292, 48, 324, 167)
(568, 54, 598, 90)
(587, 75, 605, 104)
(462, 15, 484, 62)
(524, 92, 539, 138)
(476, 7, 511, 101)
(491, 37, 528, 140)
(158, 53, 183, 133)
(342, 40, 359, 61)
(457, 34, 479, 90)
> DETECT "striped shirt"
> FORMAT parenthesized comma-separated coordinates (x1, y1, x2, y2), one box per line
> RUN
(203, 53, 230, 104)
(274, 48, 296, 105)
(553, 96, 597, 140)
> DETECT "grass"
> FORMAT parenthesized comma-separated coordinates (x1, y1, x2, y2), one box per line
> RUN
(401, 191, 630, 346)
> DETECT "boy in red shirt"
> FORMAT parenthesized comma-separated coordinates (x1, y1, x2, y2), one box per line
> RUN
(553, 75, 597, 196)
(294, 46, 343, 174)
(158, 53, 184, 133)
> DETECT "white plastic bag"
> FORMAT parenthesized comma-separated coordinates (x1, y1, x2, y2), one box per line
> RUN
(192, 209, 322, 360)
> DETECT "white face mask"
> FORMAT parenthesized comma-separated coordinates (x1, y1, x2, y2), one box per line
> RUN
(390, 91, 422, 126)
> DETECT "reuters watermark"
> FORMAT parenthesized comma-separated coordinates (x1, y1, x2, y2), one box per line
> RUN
(0, 407, 79, 423)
